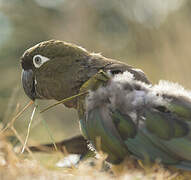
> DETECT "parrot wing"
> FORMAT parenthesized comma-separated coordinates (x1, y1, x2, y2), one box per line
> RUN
(82, 72, 191, 169)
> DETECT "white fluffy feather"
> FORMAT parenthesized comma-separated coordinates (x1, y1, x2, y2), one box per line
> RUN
(85, 71, 191, 123)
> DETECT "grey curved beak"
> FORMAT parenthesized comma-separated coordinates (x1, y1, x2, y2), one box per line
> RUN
(21, 69, 36, 100)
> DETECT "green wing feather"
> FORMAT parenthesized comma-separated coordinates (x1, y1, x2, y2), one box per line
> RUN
(112, 110, 137, 139)
(125, 131, 180, 164)
(145, 108, 189, 140)
(167, 96, 191, 120)
(81, 106, 128, 164)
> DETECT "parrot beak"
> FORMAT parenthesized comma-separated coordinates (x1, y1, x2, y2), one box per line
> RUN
(21, 69, 36, 100)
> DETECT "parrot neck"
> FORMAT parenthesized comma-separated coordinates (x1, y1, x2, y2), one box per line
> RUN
(63, 55, 113, 109)
(62, 53, 135, 109)
(77, 70, 111, 118)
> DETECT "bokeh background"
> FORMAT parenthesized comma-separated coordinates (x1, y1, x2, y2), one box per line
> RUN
(1, 0, 191, 146)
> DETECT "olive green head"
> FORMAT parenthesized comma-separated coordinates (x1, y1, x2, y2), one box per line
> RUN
(21, 40, 92, 108)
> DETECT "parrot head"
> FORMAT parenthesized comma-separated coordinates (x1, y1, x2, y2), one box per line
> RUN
(21, 40, 94, 108)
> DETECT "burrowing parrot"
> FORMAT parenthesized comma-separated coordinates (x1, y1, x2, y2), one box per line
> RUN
(21, 40, 191, 170)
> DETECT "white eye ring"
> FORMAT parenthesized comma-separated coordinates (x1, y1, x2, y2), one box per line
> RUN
(33, 55, 50, 68)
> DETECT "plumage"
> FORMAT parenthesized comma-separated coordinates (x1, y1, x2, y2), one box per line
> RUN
(82, 71, 191, 167)
(20, 40, 191, 170)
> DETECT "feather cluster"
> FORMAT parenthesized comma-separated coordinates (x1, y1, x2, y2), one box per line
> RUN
(86, 71, 191, 123)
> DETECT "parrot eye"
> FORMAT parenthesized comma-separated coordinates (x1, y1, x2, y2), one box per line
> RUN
(34, 56, 41, 64)
(33, 55, 50, 68)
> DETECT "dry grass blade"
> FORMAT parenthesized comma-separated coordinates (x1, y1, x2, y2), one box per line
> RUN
(42, 119, 58, 151)
(0, 100, 35, 159)
(21, 106, 37, 154)
(10, 126, 35, 159)
(40, 91, 88, 113)
(0, 101, 34, 133)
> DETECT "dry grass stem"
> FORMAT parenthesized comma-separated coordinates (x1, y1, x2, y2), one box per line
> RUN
(0, 101, 34, 133)
(40, 91, 88, 113)
(10, 126, 35, 159)
(41, 119, 58, 151)
(21, 106, 37, 153)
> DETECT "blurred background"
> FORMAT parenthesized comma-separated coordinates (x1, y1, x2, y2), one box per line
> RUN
(1, 0, 191, 146)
